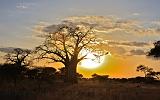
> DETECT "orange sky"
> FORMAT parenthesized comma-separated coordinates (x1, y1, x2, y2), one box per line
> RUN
(32, 54, 160, 78)
(77, 55, 160, 78)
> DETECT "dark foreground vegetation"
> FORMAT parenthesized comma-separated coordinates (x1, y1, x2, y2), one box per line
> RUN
(0, 78, 160, 100)
(0, 63, 160, 100)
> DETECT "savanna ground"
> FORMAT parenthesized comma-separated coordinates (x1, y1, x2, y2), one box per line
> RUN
(0, 80, 160, 100)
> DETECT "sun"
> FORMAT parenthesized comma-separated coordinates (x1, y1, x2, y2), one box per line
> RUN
(79, 50, 106, 69)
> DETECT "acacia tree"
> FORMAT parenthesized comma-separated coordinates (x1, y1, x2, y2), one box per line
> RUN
(136, 65, 153, 78)
(136, 65, 160, 79)
(35, 23, 107, 83)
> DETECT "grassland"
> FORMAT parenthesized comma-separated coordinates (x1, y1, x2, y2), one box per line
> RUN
(0, 80, 160, 100)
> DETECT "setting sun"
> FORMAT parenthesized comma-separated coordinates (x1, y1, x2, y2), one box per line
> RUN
(79, 50, 106, 69)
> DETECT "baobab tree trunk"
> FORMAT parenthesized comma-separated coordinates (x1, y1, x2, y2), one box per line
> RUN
(65, 62, 78, 84)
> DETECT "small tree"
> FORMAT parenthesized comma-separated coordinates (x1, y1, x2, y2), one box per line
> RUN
(136, 65, 160, 79)
(148, 41, 160, 58)
(35, 22, 108, 83)
(147, 71, 160, 79)
(4, 48, 31, 67)
(92, 73, 109, 81)
(136, 65, 153, 78)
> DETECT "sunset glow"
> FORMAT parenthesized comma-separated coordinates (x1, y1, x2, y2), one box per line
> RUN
(80, 50, 106, 69)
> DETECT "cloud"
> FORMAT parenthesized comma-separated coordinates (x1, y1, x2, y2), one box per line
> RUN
(0, 47, 16, 53)
(0, 47, 31, 53)
(32, 21, 51, 37)
(107, 45, 127, 55)
(16, 3, 28, 9)
(65, 16, 160, 35)
(33, 19, 97, 38)
(106, 40, 151, 56)
(32, 16, 159, 55)
(65, 16, 139, 34)
(98, 41, 149, 56)
(16, 2, 36, 9)
(129, 49, 146, 56)
(132, 13, 140, 16)
(152, 20, 160, 26)
(107, 41, 150, 47)
(16, 5, 28, 9)
(33, 16, 160, 40)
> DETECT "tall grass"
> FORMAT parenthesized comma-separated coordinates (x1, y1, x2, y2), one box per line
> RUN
(0, 80, 160, 100)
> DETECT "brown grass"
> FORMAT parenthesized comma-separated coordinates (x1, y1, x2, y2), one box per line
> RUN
(0, 80, 160, 100)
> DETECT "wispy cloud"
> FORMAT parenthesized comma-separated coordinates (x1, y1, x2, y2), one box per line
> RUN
(65, 16, 160, 35)
(0, 47, 17, 53)
(132, 13, 140, 16)
(16, 5, 28, 9)
(16, 2, 36, 9)
(152, 20, 160, 26)
(33, 16, 160, 38)
(129, 49, 146, 56)
(33, 22, 49, 33)
(107, 41, 150, 47)
(100, 40, 151, 56)
(16, 3, 28, 9)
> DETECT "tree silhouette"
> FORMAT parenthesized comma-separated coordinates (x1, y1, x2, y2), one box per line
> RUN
(92, 73, 109, 81)
(76, 73, 83, 79)
(145, 41, 160, 80)
(2, 48, 32, 86)
(35, 23, 108, 83)
(148, 41, 160, 58)
(136, 65, 153, 78)
(147, 71, 160, 79)
(136, 65, 160, 79)
(4, 48, 31, 67)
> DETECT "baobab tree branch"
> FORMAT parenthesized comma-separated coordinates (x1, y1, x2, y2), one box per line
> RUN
(36, 45, 66, 61)
(41, 56, 65, 63)
(78, 54, 87, 62)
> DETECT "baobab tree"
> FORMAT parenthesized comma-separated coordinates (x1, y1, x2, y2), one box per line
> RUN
(35, 22, 108, 83)
(4, 48, 31, 67)
(2, 48, 31, 86)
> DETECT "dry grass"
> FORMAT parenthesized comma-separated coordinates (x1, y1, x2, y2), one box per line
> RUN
(39, 80, 160, 100)
(0, 80, 160, 100)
